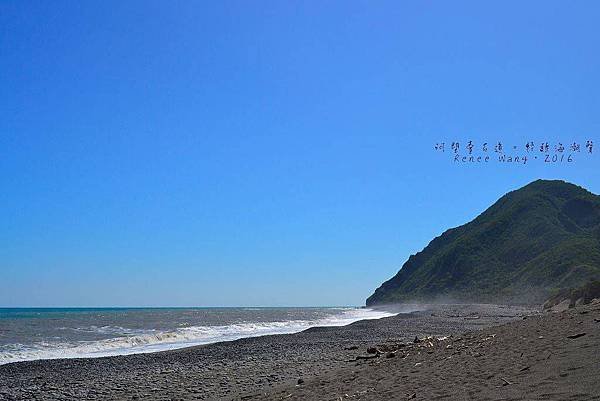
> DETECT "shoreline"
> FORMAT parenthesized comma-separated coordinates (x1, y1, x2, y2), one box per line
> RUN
(0, 307, 396, 366)
(0, 303, 537, 400)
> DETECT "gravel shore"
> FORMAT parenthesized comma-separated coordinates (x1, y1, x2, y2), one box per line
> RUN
(0, 304, 547, 401)
(256, 302, 600, 401)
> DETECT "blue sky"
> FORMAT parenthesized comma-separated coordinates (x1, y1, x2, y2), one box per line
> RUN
(1, 1, 599, 307)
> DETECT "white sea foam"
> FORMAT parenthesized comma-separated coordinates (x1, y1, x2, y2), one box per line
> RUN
(0, 308, 395, 365)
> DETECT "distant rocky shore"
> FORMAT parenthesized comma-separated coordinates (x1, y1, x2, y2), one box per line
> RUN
(543, 280, 600, 311)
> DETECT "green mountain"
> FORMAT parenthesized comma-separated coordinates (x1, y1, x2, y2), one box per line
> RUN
(366, 179, 600, 305)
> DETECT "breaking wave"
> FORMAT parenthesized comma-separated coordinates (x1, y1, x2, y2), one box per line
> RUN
(0, 308, 395, 365)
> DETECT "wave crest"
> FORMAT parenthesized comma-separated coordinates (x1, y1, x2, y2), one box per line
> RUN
(0, 308, 395, 365)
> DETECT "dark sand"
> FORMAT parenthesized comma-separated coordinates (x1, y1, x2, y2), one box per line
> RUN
(1, 303, 598, 401)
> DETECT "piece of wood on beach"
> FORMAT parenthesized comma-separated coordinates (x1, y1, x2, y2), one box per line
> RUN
(347, 354, 379, 362)
(355, 354, 379, 361)
(566, 333, 587, 339)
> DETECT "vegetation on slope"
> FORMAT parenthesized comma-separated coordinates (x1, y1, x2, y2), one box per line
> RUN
(367, 180, 600, 305)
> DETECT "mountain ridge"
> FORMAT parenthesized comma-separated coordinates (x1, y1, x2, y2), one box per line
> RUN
(366, 179, 600, 305)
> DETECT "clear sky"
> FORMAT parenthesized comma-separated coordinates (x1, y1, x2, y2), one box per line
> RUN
(1, 1, 599, 307)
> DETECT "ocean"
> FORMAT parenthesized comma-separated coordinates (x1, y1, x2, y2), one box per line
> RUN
(0, 307, 395, 365)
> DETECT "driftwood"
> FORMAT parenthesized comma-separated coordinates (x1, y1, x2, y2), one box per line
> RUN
(347, 354, 379, 362)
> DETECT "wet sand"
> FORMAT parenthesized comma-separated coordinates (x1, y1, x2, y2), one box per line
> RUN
(4, 303, 596, 401)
